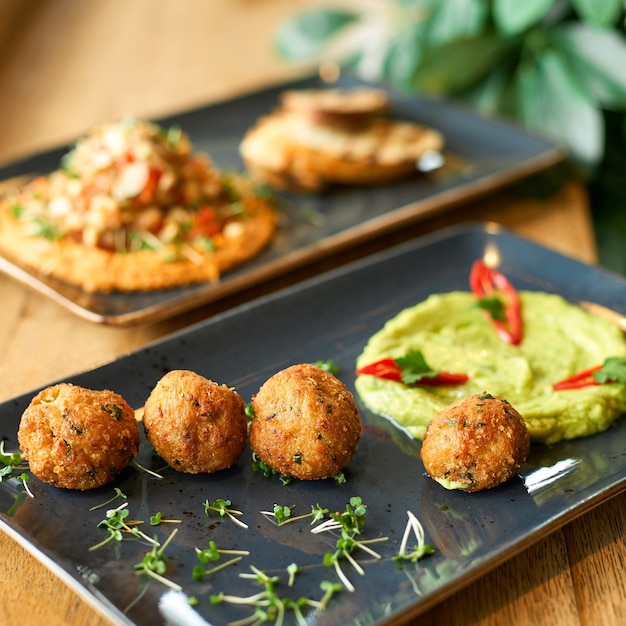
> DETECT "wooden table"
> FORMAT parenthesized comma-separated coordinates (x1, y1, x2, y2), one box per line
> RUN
(0, 2, 625, 625)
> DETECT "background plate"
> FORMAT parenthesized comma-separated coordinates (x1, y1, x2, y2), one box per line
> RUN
(1, 222, 626, 626)
(0, 75, 563, 325)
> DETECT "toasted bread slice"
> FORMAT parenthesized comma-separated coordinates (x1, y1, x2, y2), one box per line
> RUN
(241, 104, 444, 191)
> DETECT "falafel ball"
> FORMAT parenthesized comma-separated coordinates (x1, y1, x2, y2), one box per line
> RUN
(249, 363, 361, 480)
(142, 369, 247, 474)
(17, 383, 139, 490)
(420, 392, 530, 493)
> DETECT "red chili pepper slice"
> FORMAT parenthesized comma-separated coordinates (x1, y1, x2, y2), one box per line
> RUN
(355, 359, 468, 386)
(552, 365, 603, 390)
(190, 206, 222, 238)
(469, 259, 522, 345)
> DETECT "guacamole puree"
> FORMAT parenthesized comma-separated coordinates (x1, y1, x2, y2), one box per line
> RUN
(355, 291, 626, 444)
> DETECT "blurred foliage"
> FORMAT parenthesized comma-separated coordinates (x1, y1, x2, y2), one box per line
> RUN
(275, 0, 626, 171)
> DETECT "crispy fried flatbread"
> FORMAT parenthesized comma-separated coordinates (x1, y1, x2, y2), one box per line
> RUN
(0, 178, 276, 292)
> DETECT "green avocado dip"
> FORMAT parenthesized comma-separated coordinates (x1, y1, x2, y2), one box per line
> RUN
(355, 291, 626, 444)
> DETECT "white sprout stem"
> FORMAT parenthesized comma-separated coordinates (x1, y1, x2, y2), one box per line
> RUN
(398, 514, 413, 556)
(133, 461, 163, 479)
(144, 568, 183, 591)
(159, 527, 178, 554)
(399, 511, 426, 557)
(218, 591, 270, 605)
(354, 538, 387, 559)
(343, 550, 365, 576)
(204, 556, 243, 575)
(333, 560, 355, 592)
(292, 603, 308, 626)
(311, 519, 342, 534)
(21, 478, 35, 498)
(226, 511, 249, 529)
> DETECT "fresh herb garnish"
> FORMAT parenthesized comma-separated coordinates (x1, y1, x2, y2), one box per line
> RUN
(251, 452, 292, 484)
(204, 498, 248, 529)
(315, 359, 340, 375)
(89, 487, 127, 511)
(472, 295, 506, 321)
(30, 216, 63, 240)
(469, 259, 522, 345)
(394, 349, 440, 384)
(133, 528, 181, 590)
(210, 565, 342, 625)
(0, 442, 27, 484)
(192, 540, 249, 581)
(356, 350, 468, 387)
(553, 356, 626, 390)
(311, 497, 388, 592)
(149, 511, 182, 526)
(90, 502, 156, 551)
(393, 511, 435, 563)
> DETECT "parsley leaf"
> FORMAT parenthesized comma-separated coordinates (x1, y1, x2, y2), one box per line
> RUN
(473, 295, 506, 321)
(594, 357, 626, 384)
(394, 349, 439, 385)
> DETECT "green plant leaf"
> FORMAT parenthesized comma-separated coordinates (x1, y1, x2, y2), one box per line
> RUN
(516, 49, 604, 165)
(382, 23, 425, 89)
(411, 33, 514, 95)
(424, 0, 489, 45)
(551, 23, 626, 109)
(274, 8, 359, 61)
(493, 0, 556, 35)
(571, 0, 623, 28)
(461, 68, 513, 118)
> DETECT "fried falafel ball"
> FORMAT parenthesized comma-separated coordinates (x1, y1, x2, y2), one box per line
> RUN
(17, 383, 139, 490)
(420, 392, 530, 493)
(142, 369, 247, 474)
(249, 363, 362, 480)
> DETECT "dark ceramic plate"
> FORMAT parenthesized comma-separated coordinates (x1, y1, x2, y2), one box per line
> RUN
(0, 75, 563, 325)
(2, 222, 625, 626)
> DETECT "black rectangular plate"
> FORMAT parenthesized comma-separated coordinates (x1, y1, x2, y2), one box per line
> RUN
(1, 223, 626, 626)
(0, 75, 563, 325)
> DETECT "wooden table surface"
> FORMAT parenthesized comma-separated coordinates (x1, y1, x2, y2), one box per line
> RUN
(1, 2, 625, 625)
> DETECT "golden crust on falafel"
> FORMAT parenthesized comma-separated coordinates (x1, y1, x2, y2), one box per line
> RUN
(142, 369, 247, 474)
(420, 392, 530, 492)
(249, 363, 361, 480)
(17, 383, 139, 490)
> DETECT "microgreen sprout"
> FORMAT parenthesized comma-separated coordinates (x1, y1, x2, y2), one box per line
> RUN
(210, 565, 342, 626)
(286, 562, 300, 587)
(260, 503, 329, 527)
(311, 497, 388, 592)
(251, 453, 292, 485)
(90, 502, 156, 551)
(333, 471, 346, 484)
(0, 441, 27, 482)
(149, 511, 182, 526)
(393, 510, 435, 563)
(134, 527, 182, 590)
(314, 359, 340, 375)
(192, 540, 250, 581)
(204, 498, 248, 529)
(133, 460, 164, 479)
(18, 473, 34, 498)
(89, 487, 127, 511)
